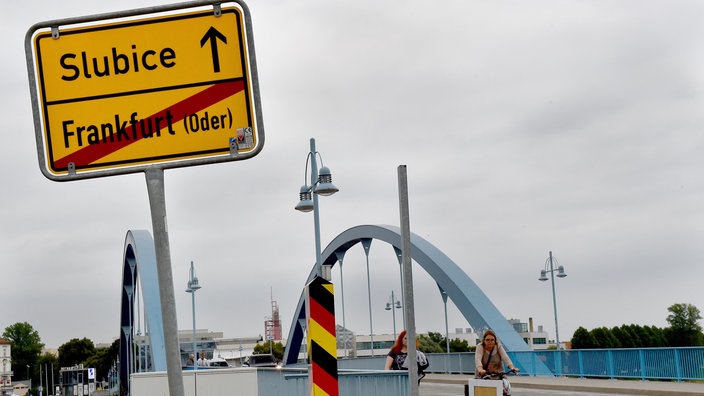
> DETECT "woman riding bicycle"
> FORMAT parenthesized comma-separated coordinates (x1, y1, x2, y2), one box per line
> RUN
(474, 329, 519, 378)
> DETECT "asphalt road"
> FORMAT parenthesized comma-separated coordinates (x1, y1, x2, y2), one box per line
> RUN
(420, 382, 642, 396)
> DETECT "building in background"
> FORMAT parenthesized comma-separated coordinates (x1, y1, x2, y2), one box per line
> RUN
(1, 338, 11, 396)
(264, 298, 282, 342)
(332, 318, 555, 358)
(508, 318, 553, 349)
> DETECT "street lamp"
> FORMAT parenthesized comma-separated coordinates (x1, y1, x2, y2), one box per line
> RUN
(185, 260, 202, 382)
(295, 137, 339, 278)
(438, 285, 450, 353)
(538, 251, 567, 350)
(385, 291, 402, 340)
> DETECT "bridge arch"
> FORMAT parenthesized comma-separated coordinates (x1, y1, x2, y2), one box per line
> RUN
(119, 230, 167, 393)
(283, 224, 530, 365)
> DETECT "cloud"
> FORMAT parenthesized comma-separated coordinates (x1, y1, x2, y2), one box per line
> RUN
(1, 0, 703, 350)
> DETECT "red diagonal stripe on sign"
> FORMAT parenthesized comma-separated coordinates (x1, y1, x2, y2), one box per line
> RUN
(310, 297, 336, 335)
(53, 80, 245, 169)
(312, 360, 339, 396)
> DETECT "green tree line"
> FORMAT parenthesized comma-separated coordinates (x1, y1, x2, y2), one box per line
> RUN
(571, 303, 704, 348)
(2, 322, 118, 394)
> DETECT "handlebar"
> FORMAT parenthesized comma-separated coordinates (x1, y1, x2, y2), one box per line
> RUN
(480, 368, 518, 380)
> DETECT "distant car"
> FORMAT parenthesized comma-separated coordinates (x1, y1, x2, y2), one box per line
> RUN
(208, 357, 232, 368)
(243, 354, 278, 368)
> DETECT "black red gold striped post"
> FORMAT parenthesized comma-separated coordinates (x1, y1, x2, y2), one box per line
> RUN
(305, 276, 338, 396)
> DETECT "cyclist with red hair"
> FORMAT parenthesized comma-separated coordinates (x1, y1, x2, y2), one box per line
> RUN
(384, 330, 429, 382)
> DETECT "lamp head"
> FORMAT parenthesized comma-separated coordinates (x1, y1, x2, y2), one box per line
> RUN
(295, 185, 314, 212)
(186, 278, 202, 293)
(190, 277, 202, 291)
(385, 302, 391, 311)
(538, 269, 549, 281)
(395, 301, 402, 309)
(556, 265, 567, 278)
(313, 166, 339, 196)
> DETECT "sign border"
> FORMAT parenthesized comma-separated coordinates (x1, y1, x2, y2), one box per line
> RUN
(25, 0, 264, 182)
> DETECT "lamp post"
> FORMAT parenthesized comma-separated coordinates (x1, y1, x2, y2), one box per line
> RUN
(538, 251, 567, 350)
(185, 261, 202, 394)
(438, 285, 450, 353)
(362, 239, 375, 356)
(295, 137, 339, 279)
(385, 291, 402, 341)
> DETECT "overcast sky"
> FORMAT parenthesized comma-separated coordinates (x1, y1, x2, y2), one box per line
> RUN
(2, 0, 703, 350)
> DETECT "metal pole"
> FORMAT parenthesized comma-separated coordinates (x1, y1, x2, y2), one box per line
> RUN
(190, 263, 198, 396)
(309, 138, 323, 278)
(438, 287, 450, 354)
(362, 238, 374, 356)
(336, 252, 348, 358)
(136, 285, 142, 373)
(549, 251, 561, 350)
(145, 167, 186, 396)
(398, 165, 419, 396)
(127, 287, 134, 378)
(391, 291, 397, 340)
(393, 247, 406, 327)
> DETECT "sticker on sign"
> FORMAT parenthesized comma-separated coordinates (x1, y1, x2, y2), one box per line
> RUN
(25, 0, 264, 181)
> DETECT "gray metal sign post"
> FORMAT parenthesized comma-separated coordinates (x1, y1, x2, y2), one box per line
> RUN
(146, 167, 185, 396)
(397, 165, 419, 396)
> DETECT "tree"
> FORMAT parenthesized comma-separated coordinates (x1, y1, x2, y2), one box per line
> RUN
(253, 341, 284, 361)
(665, 303, 704, 346)
(571, 327, 597, 349)
(626, 325, 646, 348)
(58, 338, 96, 368)
(611, 326, 632, 348)
(84, 347, 112, 382)
(37, 352, 59, 390)
(590, 327, 621, 349)
(3, 322, 44, 381)
(426, 332, 444, 345)
(84, 339, 119, 382)
(617, 325, 641, 348)
(417, 334, 443, 353)
(421, 332, 470, 352)
(448, 338, 471, 353)
(647, 325, 669, 347)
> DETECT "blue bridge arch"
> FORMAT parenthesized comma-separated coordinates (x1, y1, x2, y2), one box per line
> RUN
(283, 224, 531, 365)
(119, 230, 167, 394)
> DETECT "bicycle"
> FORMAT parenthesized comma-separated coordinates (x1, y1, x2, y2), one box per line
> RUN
(480, 368, 518, 396)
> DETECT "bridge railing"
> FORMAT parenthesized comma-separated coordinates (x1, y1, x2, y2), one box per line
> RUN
(257, 368, 408, 395)
(509, 347, 704, 381)
(120, 347, 704, 395)
(129, 367, 408, 395)
(338, 347, 704, 381)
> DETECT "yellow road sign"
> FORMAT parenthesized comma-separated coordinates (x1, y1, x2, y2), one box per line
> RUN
(26, 1, 263, 181)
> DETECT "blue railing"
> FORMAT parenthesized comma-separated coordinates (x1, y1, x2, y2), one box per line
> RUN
(509, 347, 704, 381)
(409, 347, 704, 381)
(256, 368, 408, 395)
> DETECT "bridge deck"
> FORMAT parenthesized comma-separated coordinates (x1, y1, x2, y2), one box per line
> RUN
(424, 373, 704, 396)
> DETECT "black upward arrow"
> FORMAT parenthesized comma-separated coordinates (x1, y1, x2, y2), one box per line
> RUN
(200, 26, 228, 73)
